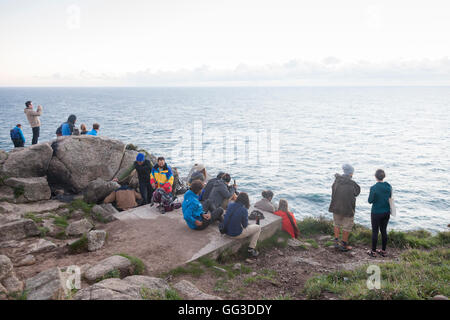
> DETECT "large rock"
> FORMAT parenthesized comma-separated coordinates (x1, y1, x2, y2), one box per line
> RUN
(1, 272, 23, 294)
(87, 230, 107, 252)
(0, 143, 53, 178)
(0, 255, 13, 280)
(0, 185, 15, 202)
(5, 176, 51, 203)
(27, 239, 57, 254)
(91, 203, 118, 223)
(74, 276, 170, 300)
(83, 178, 120, 204)
(47, 136, 126, 193)
(15, 255, 36, 267)
(65, 218, 94, 237)
(173, 280, 222, 300)
(0, 219, 40, 241)
(84, 255, 133, 283)
(25, 267, 68, 300)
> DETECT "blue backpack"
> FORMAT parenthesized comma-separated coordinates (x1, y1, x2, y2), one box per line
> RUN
(10, 127, 20, 140)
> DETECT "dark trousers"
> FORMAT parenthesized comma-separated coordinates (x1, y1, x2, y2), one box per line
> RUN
(32, 127, 40, 145)
(371, 212, 390, 251)
(139, 181, 154, 205)
(12, 139, 24, 148)
(195, 207, 224, 231)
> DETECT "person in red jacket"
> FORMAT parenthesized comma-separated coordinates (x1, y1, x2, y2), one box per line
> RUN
(273, 199, 300, 238)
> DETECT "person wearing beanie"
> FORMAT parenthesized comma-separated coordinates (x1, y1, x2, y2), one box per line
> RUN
(113, 152, 154, 205)
(328, 164, 361, 252)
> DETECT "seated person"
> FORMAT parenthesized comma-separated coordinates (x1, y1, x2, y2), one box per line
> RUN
(10, 124, 25, 148)
(200, 171, 225, 202)
(208, 173, 237, 211)
(80, 123, 88, 135)
(273, 199, 299, 239)
(104, 184, 142, 211)
(254, 190, 277, 213)
(151, 157, 174, 194)
(182, 180, 224, 230)
(87, 123, 100, 136)
(56, 114, 77, 136)
(222, 192, 260, 257)
(188, 163, 210, 185)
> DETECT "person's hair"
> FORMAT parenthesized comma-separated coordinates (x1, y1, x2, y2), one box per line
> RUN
(157, 157, 165, 162)
(235, 192, 250, 209)
(25, 101, 32, 108)
(216, 172, 225, 179)
(93, 123, 100, 130)
(190, 180, 204, 195)
(278, 199, 289, 213)
(222, 173, 231, 183)
(68, 114, 77, 124)
(80, 124, 87, 131)
(262, 190, 274, 200)
(375, 169, 386, 181)
(16, 124, 22, 127)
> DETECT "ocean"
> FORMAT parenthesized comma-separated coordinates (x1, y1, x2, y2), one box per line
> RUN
(0, 87, 449, 232)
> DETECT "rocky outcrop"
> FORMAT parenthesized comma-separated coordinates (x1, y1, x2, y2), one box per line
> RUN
(83, 178, 120, 204)
(4, 176, 51, 203)
(0, 255, 24, 296)
(74, 275, 170, 300)
(25, 267, 68, 300)
(27, 239, 57, 254)
(173, 280, 222, 300)
(47, 136, 126, 193)
(65, 218, 94, 237)
(0, 219, 40, 241)
(87, 230, 107, 252)
(91, 204, 118, 223)
(84, 255, 134, 283)
(0, 143, 53, 178)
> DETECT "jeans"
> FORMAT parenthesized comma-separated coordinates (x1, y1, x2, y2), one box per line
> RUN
(32, 127, 40, 145)
(139, 181, 154, 205)
(12, 139, 24, 148)
(195, 207, 224, 230)
(371, 212, 390, 251)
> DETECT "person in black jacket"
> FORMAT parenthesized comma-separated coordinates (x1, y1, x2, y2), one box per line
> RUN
(113, 153, 154, 205)
(208, 173, 237, 211)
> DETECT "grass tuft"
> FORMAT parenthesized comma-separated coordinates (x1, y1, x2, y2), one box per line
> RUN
(117, 253, 146, 275)
(68, 234, 88, 254)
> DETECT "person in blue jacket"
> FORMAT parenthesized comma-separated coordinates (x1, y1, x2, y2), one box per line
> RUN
(182, 180, 224, 231)
(56, 114, 77, 136)
(367, 169, 392, 257)
(222, 192, 261, 257)
(87, 123, 100, 136)
(10, 124, 25, 148)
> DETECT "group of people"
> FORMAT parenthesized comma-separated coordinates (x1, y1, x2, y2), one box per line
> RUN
(10, 101, 101, 148)
(328, 164, 393, 257)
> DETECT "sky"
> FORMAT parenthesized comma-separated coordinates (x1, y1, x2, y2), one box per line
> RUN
(0, 0, 449, 86)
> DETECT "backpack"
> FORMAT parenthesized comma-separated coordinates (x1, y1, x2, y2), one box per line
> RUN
(10, 128, 20, 140)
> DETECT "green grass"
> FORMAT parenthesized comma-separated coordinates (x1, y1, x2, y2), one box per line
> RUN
(24, 212, 43, 223)
(55, 231, 67, 240)
(8, 290, 28, 300)
(68, 199, 94, 213)
(96, 269, 121, 282)
(304, 239, 319, 249)
(117, 254, 146, 275)
(13, 186, 24, 199)
(52, 215, 69, 229)
(38, 226, 50, 237)
(297, 217, 450, 249)
(68, 234, 88, 254)
(303, 248, 450, 300)
(165, 262, 205, 278)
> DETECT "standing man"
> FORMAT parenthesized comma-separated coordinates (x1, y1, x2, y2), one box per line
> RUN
(24, 101, 43, 145)
(151, 157, 174, 194)
(328, 164, 361, 252)
(113, 153, 154, 205)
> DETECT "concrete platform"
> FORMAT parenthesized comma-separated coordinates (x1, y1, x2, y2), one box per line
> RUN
(113, 195, 282, 264)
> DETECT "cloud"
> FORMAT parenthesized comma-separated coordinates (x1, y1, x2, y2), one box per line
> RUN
(28, 57, 450, 86)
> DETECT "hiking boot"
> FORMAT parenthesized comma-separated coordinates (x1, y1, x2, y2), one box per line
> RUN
(247, 248, 259, 258)
(334, 238, 340, 249)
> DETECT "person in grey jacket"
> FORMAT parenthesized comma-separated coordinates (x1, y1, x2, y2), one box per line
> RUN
(328, 164, 361, 252)
(208, 173, 237, 211)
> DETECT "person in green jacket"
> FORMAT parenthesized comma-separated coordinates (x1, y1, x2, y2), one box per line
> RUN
(367, 169, 392, 257)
